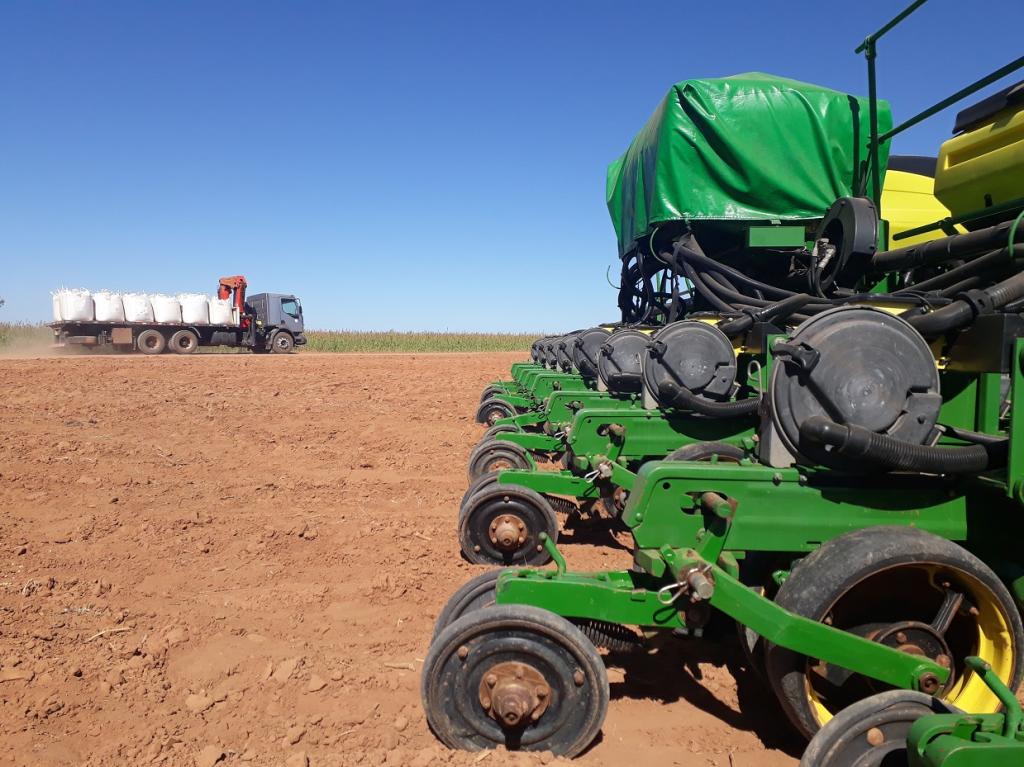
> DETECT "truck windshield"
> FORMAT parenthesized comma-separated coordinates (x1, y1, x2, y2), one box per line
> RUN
(281, 299, 300, 319)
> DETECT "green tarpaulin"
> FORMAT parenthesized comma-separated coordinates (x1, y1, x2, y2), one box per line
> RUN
(606, 73, 892, 256)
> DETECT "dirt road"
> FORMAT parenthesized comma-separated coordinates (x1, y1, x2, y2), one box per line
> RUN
(0, 353, 799, 767)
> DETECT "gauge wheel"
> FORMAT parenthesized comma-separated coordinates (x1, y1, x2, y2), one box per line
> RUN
(459, 484, 558, 566)
(799, 689, 957, 767)
(422, 604, 608, 757)
(468, 439, 531, 481)
(763, 526, 1023, 739)
(476, 397, 516, 425)
(432, 569, 504, 640)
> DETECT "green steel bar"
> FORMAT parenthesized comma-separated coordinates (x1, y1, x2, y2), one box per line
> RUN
(663, 551, 951, 691)
(879, 56, 1024, 143)
(854, 0, 929, 54)
(894, 195, 1024, 241)
(965, 657, 1022, 737)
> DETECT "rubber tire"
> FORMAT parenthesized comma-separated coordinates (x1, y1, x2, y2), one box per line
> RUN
(422, 604, 609, 757)
(764, 526, 1024, 739)
(136, 329, 166, 355)
(461, 471, 502, 510)
(458, 484, 558, 566)
(476, 397, 516, 425)
(432, 569, 504, 641)
(481, 385, 509, 402)
(271, 331, 294, 354)
(799, 690, 957, 767)
(484, 423, 521, 440)
(665, 441, 745, 463)
(168, 329, 199, 355)
(468, 439, 531, 481)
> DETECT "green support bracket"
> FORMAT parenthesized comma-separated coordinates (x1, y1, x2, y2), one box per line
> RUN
(497, 469, 602, 499)
(495, 432, 563, 452)
(660, 548, 950, 692)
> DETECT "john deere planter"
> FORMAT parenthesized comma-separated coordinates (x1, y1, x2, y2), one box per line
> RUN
(425, 2, 1024, 761)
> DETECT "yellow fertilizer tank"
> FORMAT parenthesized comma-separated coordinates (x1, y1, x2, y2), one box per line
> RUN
(935, 81, 1024, 224)
(883, 156, 959, 246)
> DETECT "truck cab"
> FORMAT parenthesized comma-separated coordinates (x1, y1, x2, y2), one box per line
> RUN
(247, 292, 307, 353)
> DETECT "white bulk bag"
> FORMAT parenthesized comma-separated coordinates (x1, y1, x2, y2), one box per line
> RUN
(93, 291, 126, 322)
(51, 293, 62, 322)
(122, 293, 154, 323)
(151, 294, 182, 324)
(58, 289, 94, 322)
(208, 297, 235, 325)
(178, 293, 210, 325)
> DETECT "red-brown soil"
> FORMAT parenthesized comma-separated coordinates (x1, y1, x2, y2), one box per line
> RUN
(0, 352, 800, 767)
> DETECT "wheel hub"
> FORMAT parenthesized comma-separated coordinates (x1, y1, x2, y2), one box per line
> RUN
(478, 661, 551, 727)
(489, 513, 527, 550)
(873, 621, 954, 693)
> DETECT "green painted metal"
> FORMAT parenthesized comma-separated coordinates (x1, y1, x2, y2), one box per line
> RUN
(907, 659, 1024, 766)
(1009, 340, 1024, 501)
(747, 225, 807, 248)
(496, 469, 602, 500)
(494, 432, 563, 452)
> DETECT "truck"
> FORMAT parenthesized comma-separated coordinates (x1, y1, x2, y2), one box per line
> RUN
(51, 275, 307, 355)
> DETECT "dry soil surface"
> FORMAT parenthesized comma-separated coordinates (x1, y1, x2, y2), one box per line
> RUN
(0, 352, 800, 767)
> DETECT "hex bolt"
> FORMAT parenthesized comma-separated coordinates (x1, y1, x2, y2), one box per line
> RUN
(918, 672, 940, 694)
(535, 687, 547, 699)
(866, 727, 885, 746)
(573, 669, 585, 686)
(896, 631, 908, 644)
(485, 674, 497, 687)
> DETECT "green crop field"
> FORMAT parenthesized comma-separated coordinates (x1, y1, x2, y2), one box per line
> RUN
(0, 322, 535, 354)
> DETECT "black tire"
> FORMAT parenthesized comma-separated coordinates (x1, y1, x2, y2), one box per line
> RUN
(480, 385, 509, 402)
(468, 439, 531, 481)
(136, 329, 166, 355)
(461, 472, 503, 510)
(168, 329, 199, 355)
(484, 423, 521, 440)
(799, 690, 957, 767)
(421, 604, 609, 757)
(271, 331, 294, 354)
(432, 569, 504, 641)
(665, 441, 745, 463)
(459, 484, 558, 566)
(476, 397, 516, 425)
(763, 526, 1024, 739)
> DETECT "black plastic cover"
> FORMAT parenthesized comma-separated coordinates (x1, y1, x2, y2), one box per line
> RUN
(597, 329, 649, 393)
(572, 328, 611, 381)
(642, 321, 737, 407)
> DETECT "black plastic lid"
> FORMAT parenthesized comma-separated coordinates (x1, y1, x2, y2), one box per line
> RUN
(953, 80, 1024, 134)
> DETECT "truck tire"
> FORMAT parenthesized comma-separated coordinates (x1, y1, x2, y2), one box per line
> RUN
(136, 329, 166, 355)
(271, 331, 294, 354)
(168, 329, 199, 355)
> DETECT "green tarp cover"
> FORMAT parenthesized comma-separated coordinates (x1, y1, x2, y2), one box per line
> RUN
(606, 73, 892, 256)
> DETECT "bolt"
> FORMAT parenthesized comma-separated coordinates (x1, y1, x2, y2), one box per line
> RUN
(458, 645, 469, 660)
(514, 667, 524, 679)
(918, 672, 940, 694)
(536, 545, 543, 551)
(896, 632, 908, 644)
(485, 674, 497, 687)
(535, 687, 547, 699)
(573, 669, 585, 686)
(518, 522, 525, 531)
(473, 545, 481, 552)
(936, 654, 951, 668)
(866, 727, 885, 747)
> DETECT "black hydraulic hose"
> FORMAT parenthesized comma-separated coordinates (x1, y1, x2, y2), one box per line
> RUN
(800, 415, 1007, 474)
(657, 380, 760, 417)
(679, 258, 736, 313)
(873, 220, 1023, 271)
(716, 293, 816, 336)
(895, 248, 1010, 294)
(907, 268, 1024, 336)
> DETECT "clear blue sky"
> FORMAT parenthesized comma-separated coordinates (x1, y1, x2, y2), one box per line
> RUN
(2, 1, 1020, 331)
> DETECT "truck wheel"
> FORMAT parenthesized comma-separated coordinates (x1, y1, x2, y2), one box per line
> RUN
(136, 329, 166, 355)
(271, 332, 294, 354)
(168, 329, 199, 355)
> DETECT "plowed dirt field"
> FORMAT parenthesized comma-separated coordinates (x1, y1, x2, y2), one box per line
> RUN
(0, 352, 799, 767)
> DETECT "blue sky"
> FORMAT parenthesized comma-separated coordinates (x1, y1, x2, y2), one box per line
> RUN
(2, 1, 1020, 331)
